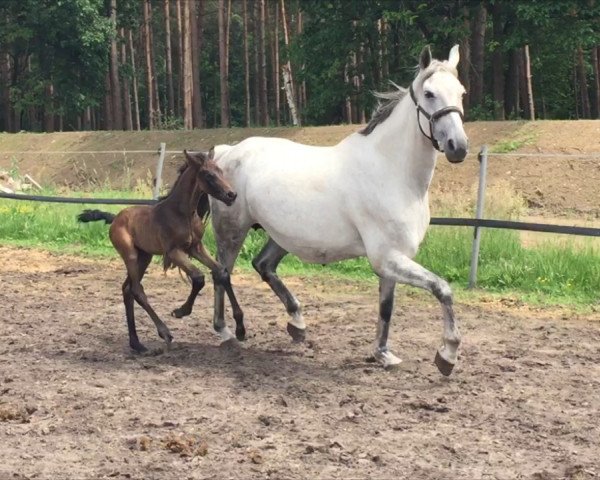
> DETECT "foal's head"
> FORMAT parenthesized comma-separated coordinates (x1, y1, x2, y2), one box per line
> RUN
(184, 148, 237, 206)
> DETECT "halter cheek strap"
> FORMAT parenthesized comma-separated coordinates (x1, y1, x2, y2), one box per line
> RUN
(409, 84, 464, 152)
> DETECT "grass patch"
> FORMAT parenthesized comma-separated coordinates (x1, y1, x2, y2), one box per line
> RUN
(1, 187, 598, 308)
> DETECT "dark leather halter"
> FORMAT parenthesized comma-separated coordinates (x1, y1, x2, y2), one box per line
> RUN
(409, 84, 464, 152)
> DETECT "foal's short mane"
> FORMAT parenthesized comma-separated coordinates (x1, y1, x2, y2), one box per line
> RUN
(158, 161, 210, 223)
(359, 60, 457, 136)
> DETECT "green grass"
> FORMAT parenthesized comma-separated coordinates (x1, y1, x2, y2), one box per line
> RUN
(1, 190, 599, 308)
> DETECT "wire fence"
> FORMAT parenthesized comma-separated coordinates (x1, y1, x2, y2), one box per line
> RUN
(1, 144, 599, 287)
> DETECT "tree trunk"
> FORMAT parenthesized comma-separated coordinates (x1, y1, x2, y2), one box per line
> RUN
(143, 0, 155, 129)
(164, 0, 175, 118)
(253, 0, 261, 125)
(104, 71, 113, 130)
(506, 48, 520, 118)
(1, 52, 12, 132)
(272, 1, 281, 126)
(217, 0, 231, 127)
(259, 0, 269, 126)
(458, 7, 471, 114)
(109, 0, 123, 130)
(120, 28, 133, 130)
(181, 0, 193, 129)
(191, 0, 203, 128)
(470, 3, 486, 110)
(243, 0, 251, 126)
(577, 46, 591, 118)
(280, 0, 299, 126)
(44, 84, 54, 132)
(592, 46, 600, 118)
(491, 2, 505, 120)
(344, 63, 352, 124)
(297, 7, 306, 114)
(175, 0, 183, 117)
(83, 107, 92, 131)
(128, 29, 141, 130)
(524, 44, 535, 120)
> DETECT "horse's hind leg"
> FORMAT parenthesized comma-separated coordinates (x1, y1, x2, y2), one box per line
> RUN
(252, 238, 305, 342)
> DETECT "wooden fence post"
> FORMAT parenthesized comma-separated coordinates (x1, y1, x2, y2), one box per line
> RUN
(468, 145, 488, 288)
(153, 142, 166, 200)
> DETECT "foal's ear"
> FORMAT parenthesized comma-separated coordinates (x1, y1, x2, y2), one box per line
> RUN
(184, 149, 208, 167)
(419, 45, 432, 70)
(447, 44, 460, 69)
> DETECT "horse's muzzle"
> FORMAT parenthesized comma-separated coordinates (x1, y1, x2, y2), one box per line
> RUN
(444, 138, 468, 163)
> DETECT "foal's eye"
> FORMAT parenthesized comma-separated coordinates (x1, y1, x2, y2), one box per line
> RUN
(424, 91, 435, 99)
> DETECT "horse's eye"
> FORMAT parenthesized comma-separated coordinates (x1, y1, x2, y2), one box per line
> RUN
(424, 91, 435, 99)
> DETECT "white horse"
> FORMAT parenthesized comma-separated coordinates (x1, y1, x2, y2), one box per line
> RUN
(210, 45, 468, 376)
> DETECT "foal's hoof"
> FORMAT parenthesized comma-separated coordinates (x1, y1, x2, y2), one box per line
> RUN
(373, 349, 402, 369)
(235, 326, 246, 342)
(287, 323, 306, 343)
(159, 331, 174, 345)
(434, 351, 455, 377)
(171, 307, 191, 319)
(130, 342, 148, 354)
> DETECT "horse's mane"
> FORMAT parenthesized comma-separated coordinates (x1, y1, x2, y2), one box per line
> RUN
(359, 60, 457, 136)
(158, 161, 210, 223)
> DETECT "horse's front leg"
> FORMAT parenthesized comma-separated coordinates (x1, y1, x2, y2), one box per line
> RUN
(372, 278, 402, 368)
(190, 244, 245, 342)
(372, 251, 460, 376)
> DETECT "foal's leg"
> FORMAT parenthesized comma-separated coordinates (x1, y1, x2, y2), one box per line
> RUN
(252, 238, 305, 342)
(373, 251, 461, 376)
(189, 244, 245, 341)
(126, 250, 174, 346)
(122, 276, 146, 353)
(171, 262, 206, 319)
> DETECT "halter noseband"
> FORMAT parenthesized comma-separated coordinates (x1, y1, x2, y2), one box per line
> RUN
(409, 84, 464, 152)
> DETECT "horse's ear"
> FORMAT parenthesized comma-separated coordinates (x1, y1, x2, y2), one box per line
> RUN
(208, 146, 215, 159)
(448, 44, 460, 69)
(419, 45, 432, 70)
(184, 149, 207, 167)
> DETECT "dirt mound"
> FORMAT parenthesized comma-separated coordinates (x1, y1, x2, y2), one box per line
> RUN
(1, 120, 599, 217)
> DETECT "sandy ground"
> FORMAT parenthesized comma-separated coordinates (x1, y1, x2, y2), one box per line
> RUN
(1, 246, 599, 479)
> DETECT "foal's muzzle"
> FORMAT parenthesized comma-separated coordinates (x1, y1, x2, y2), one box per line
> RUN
(224, 191, 237, 206)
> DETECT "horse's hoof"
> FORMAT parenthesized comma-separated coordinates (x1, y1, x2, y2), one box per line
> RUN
(159, 331, 174, 344)
(235, 327, 246, 342)
(287, 323, 306, 343)
(171, 307, 190, 319)
(373, 349, 402, 369)
(434, 351, 455, 376)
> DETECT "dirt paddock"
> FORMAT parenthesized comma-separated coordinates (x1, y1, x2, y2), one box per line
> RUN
(1, 246, 599, 479)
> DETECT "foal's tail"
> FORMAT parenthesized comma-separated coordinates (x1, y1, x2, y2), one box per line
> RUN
(77, 209, 115, 224)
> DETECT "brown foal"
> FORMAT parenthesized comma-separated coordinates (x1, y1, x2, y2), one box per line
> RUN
(77, 148, 245, 353)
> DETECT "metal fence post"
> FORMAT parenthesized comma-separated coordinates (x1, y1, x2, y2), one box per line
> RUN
(153, 142, 166, 200)
(468, 145, 488, 289)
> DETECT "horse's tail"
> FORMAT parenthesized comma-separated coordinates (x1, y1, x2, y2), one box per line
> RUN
(197, 193, 210, 224)
(77, 209, 115, 224)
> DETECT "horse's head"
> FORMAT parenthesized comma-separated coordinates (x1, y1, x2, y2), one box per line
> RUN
(411, 45, 468, 163)
(184, 148, 237, 206)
